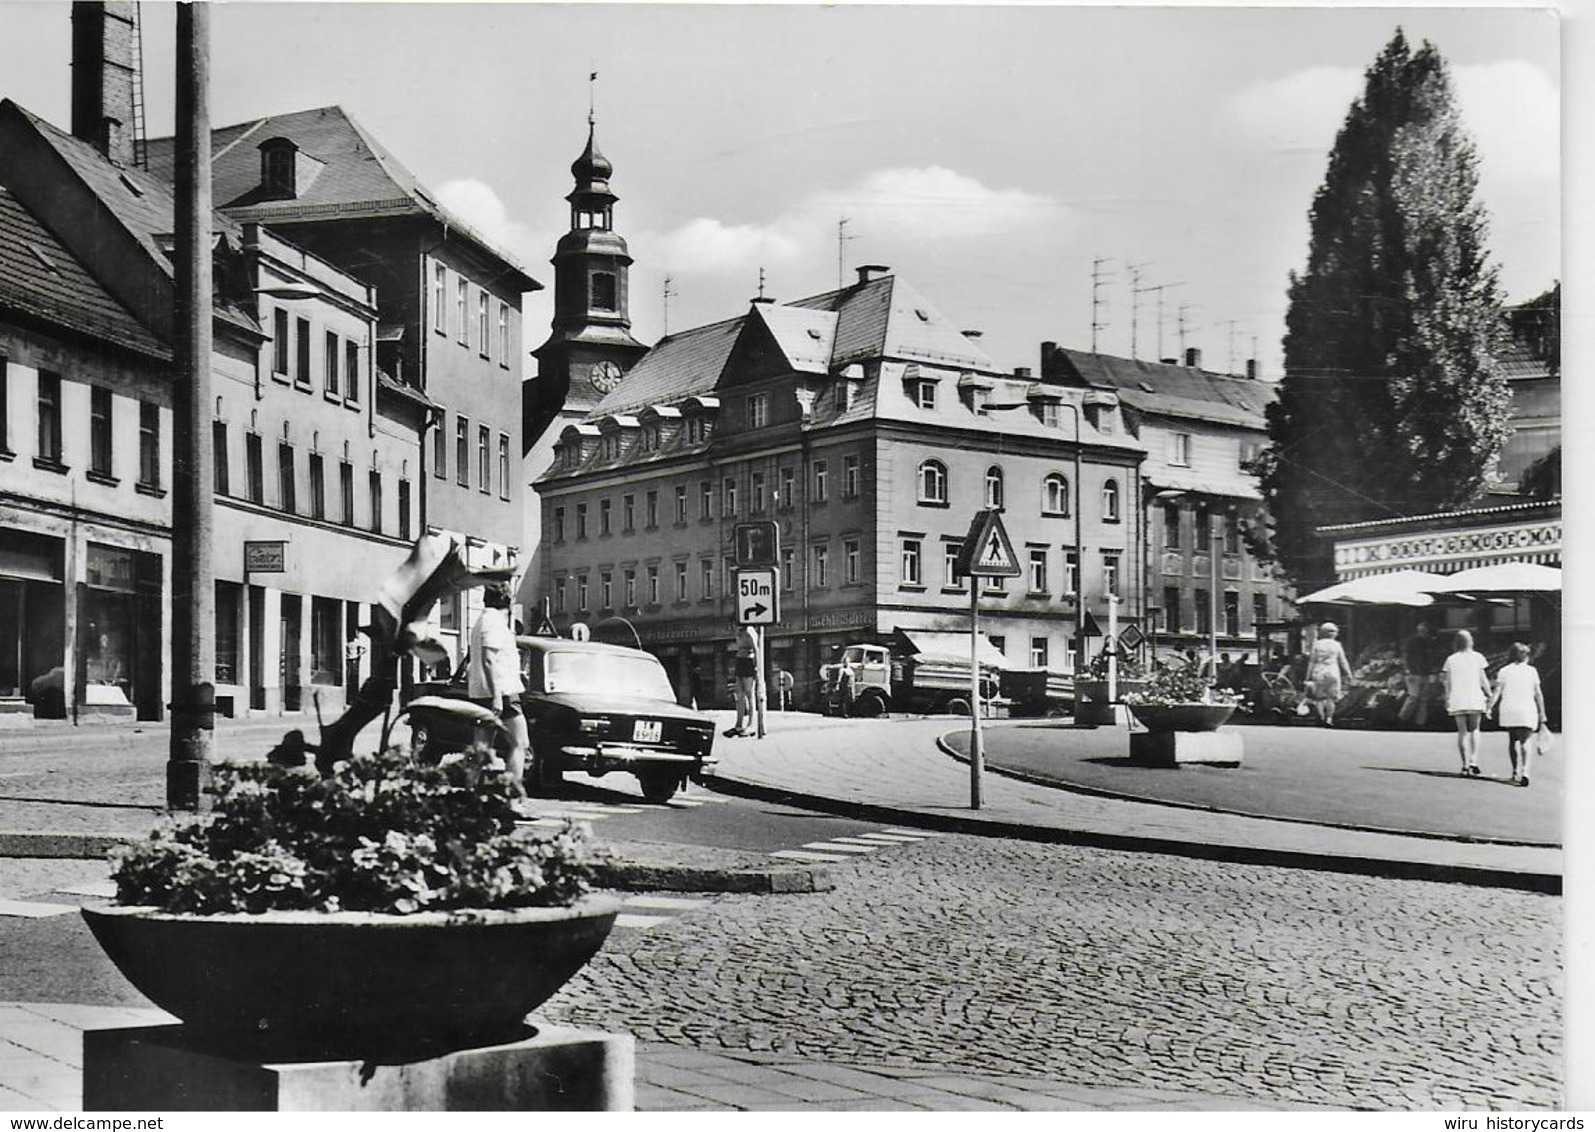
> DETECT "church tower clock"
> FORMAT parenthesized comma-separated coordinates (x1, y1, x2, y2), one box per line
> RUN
(526, 115, 648, 446)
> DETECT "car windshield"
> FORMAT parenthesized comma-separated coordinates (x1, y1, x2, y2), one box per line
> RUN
(843, 647, 874, 665)
(543, 651, 676, 700)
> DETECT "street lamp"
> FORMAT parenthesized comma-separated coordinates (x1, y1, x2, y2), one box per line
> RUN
(595, 614, 644, 651)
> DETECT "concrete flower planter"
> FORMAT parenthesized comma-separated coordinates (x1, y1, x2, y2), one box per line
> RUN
(82, 896, 621, 1057)
(1127, 703, 1236, 732)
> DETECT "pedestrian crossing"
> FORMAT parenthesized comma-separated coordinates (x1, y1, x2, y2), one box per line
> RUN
(515, 790, 733, 831)
(768, 826, 946, 864)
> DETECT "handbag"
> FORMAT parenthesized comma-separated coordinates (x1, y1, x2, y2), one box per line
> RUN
(1533, 726, 1556, 758)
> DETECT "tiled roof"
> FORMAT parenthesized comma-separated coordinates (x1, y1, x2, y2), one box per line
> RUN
(587, 316, 744, 418)
(145, 106, 535, 287)
(790, 275, 1001, 373)
(1496, 342, 1552, 382)
(1051, 348, 1273, 429)
(0, 185, 168, 360)
(752, 304, 836, 374)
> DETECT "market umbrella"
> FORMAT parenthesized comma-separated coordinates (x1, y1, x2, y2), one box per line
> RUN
(1297, 569, 1451, 607)
(1424, 562, 1562, 597)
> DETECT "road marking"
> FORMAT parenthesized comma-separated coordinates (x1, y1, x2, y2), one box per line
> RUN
(825, 836, 903, 848)
(769, 849, 849, 863)
(0, 899, 81, 919)
(849, 833, 926, 844)
(615, 913, 670, 930)
(542, 804, 646, 817)
(623, 895, 710, 911)
(883, 827, 947, 838)
(801, 842, 878, 855)
(56, 881, 116, 898)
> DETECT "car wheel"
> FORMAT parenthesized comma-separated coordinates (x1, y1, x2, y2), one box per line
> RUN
(638, 769, 682, 803)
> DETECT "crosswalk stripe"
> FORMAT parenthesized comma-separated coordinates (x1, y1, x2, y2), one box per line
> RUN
(825, 837, 900, 848)
(623, 895, 710, 911)
(849, 834, 925, 844)
(614, 913, 670, 930)
(0, 899, 82, 919)
(770, 849, 849, 863)
(542, 805, 645, 817)
(883, 827, 946, 838)
(801, 842, 878, 855)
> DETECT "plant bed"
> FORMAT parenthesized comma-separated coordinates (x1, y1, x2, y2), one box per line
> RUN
(1122, 666, 1238, 733)
(1127, 703, 1237, 732)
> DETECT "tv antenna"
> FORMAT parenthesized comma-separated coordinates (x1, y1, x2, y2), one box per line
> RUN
(1177, 303, 1199, 358)
(837, 217, 858, 288)
(1127, 262, 1152, 359)
(1090, 258, 1114, 354)
(662, 274, 678, 336)
(1140, 282, 1184, 361)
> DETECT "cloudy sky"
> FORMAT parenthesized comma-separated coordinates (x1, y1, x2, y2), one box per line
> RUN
(0, 2, 1561, 380)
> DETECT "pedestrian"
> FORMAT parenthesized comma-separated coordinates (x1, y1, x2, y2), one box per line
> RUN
(686, 657, 705, 711)
(1398, 620, 1437, 728)
(1441, 629, 1492, 777)
(726, 624, 757, 737)
(1488, 641, 1546, 786)
(467, 582, 528, 788)
(776, 666, 795, 712)
(1305, 622, 1354, 727)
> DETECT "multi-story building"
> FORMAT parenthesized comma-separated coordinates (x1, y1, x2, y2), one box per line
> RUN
(538, 268, 1147, 706)
(0, 88, 424, 719)
(144, 104, 539, 661)
(1040, 345, 1288, 662)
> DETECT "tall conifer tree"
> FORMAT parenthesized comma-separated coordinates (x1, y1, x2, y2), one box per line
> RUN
(1253, 30, 1511, 591)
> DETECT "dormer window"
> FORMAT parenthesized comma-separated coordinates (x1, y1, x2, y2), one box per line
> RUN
(260, 138, 298, 199)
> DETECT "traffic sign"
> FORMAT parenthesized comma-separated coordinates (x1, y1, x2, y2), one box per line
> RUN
(955, 509, 1022, 578)
(1118, 624, 1146, 651)
(735, 568, 780, 625)
(733, 521, 780, 567)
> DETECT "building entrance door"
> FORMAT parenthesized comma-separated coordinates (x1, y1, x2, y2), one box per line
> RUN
(248, 586, 266, 711)
(280, 594, 302, 712)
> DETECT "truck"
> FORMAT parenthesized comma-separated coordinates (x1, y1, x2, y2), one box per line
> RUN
(818, 629, 1004, 718)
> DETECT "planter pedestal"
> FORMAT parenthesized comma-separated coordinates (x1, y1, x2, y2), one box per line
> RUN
(1129, 728, 1244, 767)
(84, 1022, 634, 1112)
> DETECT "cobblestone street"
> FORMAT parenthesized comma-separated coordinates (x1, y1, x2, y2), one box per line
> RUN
(541, 833, 1562, 1110)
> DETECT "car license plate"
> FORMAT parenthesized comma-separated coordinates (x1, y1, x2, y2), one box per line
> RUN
(633, 720, 662, 743)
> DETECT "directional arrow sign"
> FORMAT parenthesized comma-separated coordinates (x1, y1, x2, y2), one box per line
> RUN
(735, 567, 780, 625)
(955, 508, 1022, 578)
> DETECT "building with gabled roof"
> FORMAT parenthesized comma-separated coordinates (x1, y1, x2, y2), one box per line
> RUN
(1041, 343, 1290, 662)
(0, 76, 427, 720)
(537, 267, 1148, 706)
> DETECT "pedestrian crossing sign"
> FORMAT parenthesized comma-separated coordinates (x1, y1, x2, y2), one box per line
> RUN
(956, 508, 1022, 578)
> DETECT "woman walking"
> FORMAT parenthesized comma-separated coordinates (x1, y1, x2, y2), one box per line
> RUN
(1441, 629, 1493, 777)
(1305, 622, 1354, 727)
(1490, 642, 1546, 786)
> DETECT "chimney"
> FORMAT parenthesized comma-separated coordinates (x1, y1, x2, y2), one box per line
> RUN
(1245, 358, 1259, 380)
(71, 2, 138, 166)
(1014, 367, 1033, 379)
(1185, 347, 1202, 368)
(855, 264, 889, 286)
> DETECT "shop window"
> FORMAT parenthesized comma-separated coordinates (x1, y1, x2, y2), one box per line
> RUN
(215, 581, 241, 686)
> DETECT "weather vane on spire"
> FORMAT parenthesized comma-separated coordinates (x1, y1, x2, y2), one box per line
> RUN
(589, 70, 598, 126)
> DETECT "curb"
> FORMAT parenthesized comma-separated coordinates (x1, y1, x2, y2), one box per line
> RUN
(699, 771, 1561, 896)
(0, 831, 140, 859)
(592, 859, 832, 895)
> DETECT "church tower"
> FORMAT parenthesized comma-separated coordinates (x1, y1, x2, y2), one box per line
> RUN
(526, 115, 647, 444)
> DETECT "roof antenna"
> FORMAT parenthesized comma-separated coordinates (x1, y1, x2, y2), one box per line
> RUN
(837, 216, 858, 289)
(662, 274, 677, 336)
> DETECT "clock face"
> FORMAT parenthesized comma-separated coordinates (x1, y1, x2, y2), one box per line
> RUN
(589, 361, 623, 395)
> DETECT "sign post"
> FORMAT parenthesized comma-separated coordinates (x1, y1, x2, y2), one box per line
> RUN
(735, 566, 778, 740)
(954, 509, 1021, 810)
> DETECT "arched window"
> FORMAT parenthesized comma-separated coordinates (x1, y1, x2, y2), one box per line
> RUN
(918, 459, 948, 506)
(985, 465, 1005, 510)
(1043, 473, 1070, 516)
(1102, 478, 1120, 522)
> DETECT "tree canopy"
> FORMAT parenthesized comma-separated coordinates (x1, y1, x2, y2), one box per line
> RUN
(1252, 29, 1512, 592)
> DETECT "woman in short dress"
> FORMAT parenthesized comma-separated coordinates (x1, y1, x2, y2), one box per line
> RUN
(1305, 622, 1354, 727)
(1441, 629, 1493, 777)
(1490, 641, 1546, 786)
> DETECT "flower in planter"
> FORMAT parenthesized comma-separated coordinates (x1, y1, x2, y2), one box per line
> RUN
(112, 748, 602, 916)
(1121, 666, 1238, 708)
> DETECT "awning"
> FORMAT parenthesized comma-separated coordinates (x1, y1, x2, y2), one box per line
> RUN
(1298, 570, 1450, 607)
(894, 629, 1009, 670)
(1425, 563, 1562, 597)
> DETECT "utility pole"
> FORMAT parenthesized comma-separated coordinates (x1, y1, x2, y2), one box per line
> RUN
(1090, 257, 1113, 354)
(837, 217, 857, 289)
(168, 2, 214, 810)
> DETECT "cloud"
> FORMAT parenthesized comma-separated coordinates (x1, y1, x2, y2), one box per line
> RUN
(648, 167, 1061, 277)
(1226, 65, 1361, 152)
(435, 177, 537, 262)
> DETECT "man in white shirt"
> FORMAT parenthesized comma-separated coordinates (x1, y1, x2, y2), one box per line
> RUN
(469, 582, 528, 786)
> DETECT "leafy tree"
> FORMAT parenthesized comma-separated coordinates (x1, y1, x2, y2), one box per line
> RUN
(1252, 29, 1512, 592)
(1519, 445, 1560, 501)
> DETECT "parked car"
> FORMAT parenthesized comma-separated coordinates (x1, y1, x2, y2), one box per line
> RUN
(404, 637, 718, 802)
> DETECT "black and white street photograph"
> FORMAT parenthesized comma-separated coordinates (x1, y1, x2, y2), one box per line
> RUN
(0, 0, 1577, 1118)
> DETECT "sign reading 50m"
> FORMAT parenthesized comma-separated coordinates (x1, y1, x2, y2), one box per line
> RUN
(735, 568, 780, 625)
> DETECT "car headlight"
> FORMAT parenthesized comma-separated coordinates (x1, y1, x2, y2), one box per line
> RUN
(578, 716, 611, 734)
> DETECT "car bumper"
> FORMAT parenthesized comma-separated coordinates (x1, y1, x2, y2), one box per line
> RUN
(559, 744, 716, 774)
